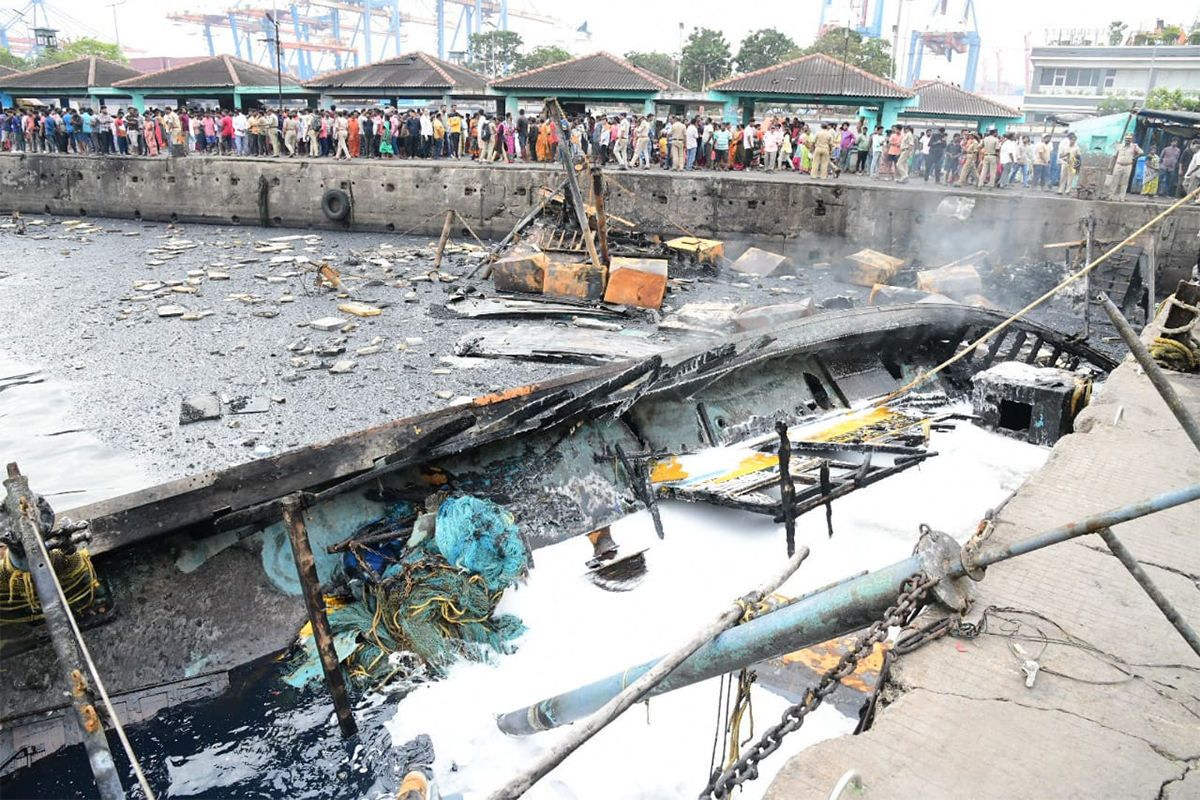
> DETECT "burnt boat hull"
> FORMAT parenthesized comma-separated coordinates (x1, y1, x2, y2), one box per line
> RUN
(0, 304, 1114, 773)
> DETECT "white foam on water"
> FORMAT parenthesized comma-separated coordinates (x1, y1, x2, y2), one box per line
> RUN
(385, 419, 1049, 799)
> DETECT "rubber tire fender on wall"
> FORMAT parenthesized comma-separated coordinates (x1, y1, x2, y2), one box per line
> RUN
(321, 188, 351, 221)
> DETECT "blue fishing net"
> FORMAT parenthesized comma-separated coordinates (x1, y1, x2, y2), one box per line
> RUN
(287, 495, 528, 690)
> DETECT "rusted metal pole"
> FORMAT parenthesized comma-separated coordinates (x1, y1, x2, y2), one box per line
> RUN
(1083, 215, 1094, 336)
(281, 494, 357, 738)
(590, 166, 610, 266)
(1097, 528, 1200, 657)
(3, 464, 126, 800)
(432, 207, 454, 271)
(1098, 293, 1200, 452)
(776, 421, 797, 557)
(547, 100, 602, 268)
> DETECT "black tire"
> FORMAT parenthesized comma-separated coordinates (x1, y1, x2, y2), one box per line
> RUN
(321, 188, 351, 221)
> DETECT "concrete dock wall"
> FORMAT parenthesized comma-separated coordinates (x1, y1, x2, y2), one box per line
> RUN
(3, 152, 1198, 286)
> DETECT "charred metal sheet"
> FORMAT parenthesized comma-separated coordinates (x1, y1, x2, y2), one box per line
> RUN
(455, 325, 666, 365)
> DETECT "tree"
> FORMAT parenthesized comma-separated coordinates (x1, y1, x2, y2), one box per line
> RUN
(515, 45, 571, 73)
(680, 27, 731, 90)
(625, 51, 677, 84)
(0, 47, 27, 69)
(33, 37, 124, 66)
(735, 29, 800, 73)
(467, 30, 523, 77)
(1108, 21, 1128, 46)
(804, 27, 892, 79)
(1096, 94, 1133, 115)
(1145, 87, 1200, 112)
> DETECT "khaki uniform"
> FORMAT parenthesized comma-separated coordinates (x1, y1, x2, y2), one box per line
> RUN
(614, 118, 630, 167)
(1058, 142, 1080, 195)
(633, 120, 650, 167)
(1110, 142, 1141, 202)
(283, 116, 297, 155)
(896, 131, 915, 181)
(669, 121, 685, 170)
(306, 113, 320, 157)
(335, 116, 350, 159)
(958, 140, 980, 185)
(977, 134, 999, 188)
(267, 113, 281, 156)
(812, 128, 835, 179)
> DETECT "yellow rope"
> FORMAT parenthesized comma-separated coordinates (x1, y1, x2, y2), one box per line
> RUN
(873, 184, 1200, 407)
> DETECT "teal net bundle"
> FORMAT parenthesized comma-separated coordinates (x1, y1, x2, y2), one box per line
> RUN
(284, 495, 529, 691)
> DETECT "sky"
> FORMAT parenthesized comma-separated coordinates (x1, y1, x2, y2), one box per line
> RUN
(14, 0, 1200, 91)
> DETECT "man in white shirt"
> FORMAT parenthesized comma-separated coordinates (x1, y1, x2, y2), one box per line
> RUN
(685, 119, 698, 170)
(998, 133, 1020, 187)
(232, 111, 248, 156)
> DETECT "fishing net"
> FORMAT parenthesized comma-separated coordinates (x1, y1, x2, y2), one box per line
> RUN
(285, 495, 528, 690)
(0, 547, 98, 625)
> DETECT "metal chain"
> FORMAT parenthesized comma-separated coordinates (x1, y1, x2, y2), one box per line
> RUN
(699, 573, 939, 800)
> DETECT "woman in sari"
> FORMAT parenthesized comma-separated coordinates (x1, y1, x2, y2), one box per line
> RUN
(143, 113, 158, 156)
(379, 117, 394, 158)
(728, 126, 742, 170)
(504, 113, 517, 161)
(1141, 146, 1159, 196)
(798, 125, 813, 173)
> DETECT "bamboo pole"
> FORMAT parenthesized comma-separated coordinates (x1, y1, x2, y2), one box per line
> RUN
(282, 495, 357, 737)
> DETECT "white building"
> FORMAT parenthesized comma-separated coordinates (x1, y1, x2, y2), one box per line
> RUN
(1024, 45, 1200, 121)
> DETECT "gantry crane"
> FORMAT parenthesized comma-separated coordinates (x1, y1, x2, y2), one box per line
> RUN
(817, 0, 886, 39)
(0, 0, 55, 59)
(168, 0, 568, 80)
(904, 0, 982, 92)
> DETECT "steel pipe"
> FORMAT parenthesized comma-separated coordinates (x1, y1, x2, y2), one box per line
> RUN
(3, 464, 126, 800)
(1098, 528, 1200, 658)
(959, 482, 1200, 574)
(499, 483, 1200, 736)
(1098, 292, 1200, 452)
(496, 550, 929, 736)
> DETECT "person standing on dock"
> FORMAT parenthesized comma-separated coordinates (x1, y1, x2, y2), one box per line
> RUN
(283, 112, 297, 157)
(1033, 134, 1051, 190)
(669, 116, 685, 171)
(267, 109, 282, 158)
(896, 125, 915, 183)
(1109, 133, 1143, 202)
(812, 122, 834, 179)
(977, 128, 999, 188)
(1057, 133, 1080, 196)
(335, 112, 350, 160)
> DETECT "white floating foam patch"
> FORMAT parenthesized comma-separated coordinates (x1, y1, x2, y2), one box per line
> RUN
(385, 418, 1049, 799)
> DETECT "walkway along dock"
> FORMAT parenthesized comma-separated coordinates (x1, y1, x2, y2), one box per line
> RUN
(2, 152, 1199, 287)
(765, 316, 1200, 798)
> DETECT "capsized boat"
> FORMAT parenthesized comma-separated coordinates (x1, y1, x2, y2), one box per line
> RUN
(0, 303, 1115, 773)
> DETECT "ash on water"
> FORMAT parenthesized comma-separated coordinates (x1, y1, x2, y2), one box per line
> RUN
(0, 658, 431, 799)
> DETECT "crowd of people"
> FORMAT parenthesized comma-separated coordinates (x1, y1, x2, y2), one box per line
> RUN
(4, 103, 1199, 201)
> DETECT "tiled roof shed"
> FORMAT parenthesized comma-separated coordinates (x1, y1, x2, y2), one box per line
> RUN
(905, 80, 1022, 120)
(305, 52, 490, 96)
(111, 55, 313, 109)
(0, 57, 141, 94)
(114, 55, 301, 90)
(710, 53, 913, 99)
(0, 65, 20, 79)
(491, 51, 685, 93)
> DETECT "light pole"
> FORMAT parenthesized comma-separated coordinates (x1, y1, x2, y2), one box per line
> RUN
(676, 22, 684, 84)
(106, 0, 125, 55)
(264, 10, 284, 113)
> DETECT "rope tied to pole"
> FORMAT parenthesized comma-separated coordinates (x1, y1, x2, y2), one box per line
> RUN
(874, 184, 1200, 407)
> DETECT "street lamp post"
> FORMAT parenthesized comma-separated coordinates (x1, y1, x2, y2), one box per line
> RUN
(265, 11, 284, 113)
(106, 0, 125, 55)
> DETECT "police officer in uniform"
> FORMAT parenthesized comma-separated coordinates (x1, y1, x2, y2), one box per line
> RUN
(977, 128, 999, 188)
(1109, 133, 1143, 202)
